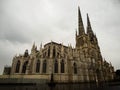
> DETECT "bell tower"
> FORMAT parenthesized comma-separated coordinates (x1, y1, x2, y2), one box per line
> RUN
(76, 7, 86, 48)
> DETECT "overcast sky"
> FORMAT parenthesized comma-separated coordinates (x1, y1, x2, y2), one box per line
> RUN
(0, 0, 120, 74)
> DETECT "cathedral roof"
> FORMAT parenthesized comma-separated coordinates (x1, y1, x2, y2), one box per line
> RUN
(44, 41, 68, 48)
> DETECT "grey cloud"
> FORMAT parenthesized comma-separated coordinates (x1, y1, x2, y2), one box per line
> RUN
(0, 31, 30, 43)
(0, 22, 31, 43)
(111, 0, 120, 5)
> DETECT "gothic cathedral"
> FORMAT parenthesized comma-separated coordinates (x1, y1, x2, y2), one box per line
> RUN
(2, 7, 114, 83)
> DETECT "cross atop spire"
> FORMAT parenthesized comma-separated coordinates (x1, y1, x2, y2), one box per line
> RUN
(78, 6, 85, 35)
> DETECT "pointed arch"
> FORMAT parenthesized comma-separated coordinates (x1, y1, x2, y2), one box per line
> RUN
(15, 60, 20, 73)
(36, 59, 40, 73)
(42, 60, 47, 73)
(61, 60, 64, 73)
(22, 61, 28, 73)
(73, 62, 77, 74)
(54, 59, 58, 73)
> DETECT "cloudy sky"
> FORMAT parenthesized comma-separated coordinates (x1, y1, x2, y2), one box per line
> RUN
(0, 0, 120, 74)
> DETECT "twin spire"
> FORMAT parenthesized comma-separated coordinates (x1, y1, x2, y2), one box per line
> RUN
(78, 6, 94, 35)
(78, 7, 85, 35)
(87, 13, 93, 34)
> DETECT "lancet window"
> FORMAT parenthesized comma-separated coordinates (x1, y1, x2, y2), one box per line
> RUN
(15, 60, 20, 73)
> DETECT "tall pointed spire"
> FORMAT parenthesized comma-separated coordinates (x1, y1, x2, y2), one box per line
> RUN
(78, 6, 85, 35)
(32, 42, 35, 50)
(87, 13, 93, 34)
(40, 42, 42, 50)
(31, 42, 37, 52)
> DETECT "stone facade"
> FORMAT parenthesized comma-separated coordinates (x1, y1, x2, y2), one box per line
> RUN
(2, 7, 114, 83)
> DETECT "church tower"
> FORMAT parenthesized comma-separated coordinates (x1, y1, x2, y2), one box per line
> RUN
(76, 7, 86, 49)
(75, 7, 105, 81)
(76, 7, 102, 60)
(87, 14, 98, 47)
(86, 13, 102, 62)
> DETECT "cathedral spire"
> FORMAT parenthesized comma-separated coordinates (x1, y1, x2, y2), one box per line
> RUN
(78, 6, 85, 35)
(31, 42, 37, 53)
(40, 42, 42, 50)
(32, 42, 35, 50)
(87, 13, 94, 34)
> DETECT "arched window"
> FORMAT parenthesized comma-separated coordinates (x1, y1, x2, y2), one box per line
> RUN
(53, 46, 56, 58)
(42, 60, 47, 73)
(36, 60, 40, 73)
(22, 61, 28, 73)
(54, 59, 58, 73)
(15, 60, 20, 73)
(48, 46, 50, 57)
(73, 62, 77, 74)
(61, 60, 64, 73)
